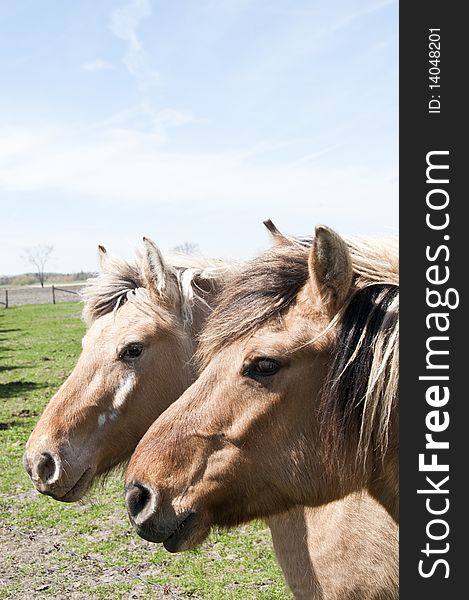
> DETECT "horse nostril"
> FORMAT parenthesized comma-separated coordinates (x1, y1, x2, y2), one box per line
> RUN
(35, 452, 58, 485)
(125, 482, 159, 526)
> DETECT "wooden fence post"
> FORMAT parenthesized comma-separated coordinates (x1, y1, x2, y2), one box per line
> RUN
(4, 289, 7, 309)
(52, 285, 56, 304)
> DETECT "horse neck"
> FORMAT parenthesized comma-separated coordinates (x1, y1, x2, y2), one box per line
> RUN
(369, 411, 399, 522)
(268, 498, 398, 599)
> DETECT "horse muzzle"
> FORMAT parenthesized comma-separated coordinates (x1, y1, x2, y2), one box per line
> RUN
(124, 481, 205, 552)
(23, 449, 94, 502)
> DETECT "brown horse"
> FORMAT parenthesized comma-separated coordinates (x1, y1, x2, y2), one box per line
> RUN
(24, 232, 398, 598)
(124, 225, 399, 566)
(24, 237, 233, 501)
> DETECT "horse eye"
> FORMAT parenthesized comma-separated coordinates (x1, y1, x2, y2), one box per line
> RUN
(119, 343, 144, 362)
(245, 358, 282, 378)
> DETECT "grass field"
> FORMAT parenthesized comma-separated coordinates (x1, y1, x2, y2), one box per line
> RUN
(0, 303, 290, 599)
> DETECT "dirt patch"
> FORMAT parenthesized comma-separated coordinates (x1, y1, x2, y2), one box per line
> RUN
(0, 525, 188, 599)
(1, 285, 84, 307)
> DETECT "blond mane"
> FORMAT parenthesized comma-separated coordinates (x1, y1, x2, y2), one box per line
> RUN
(81, 252, 237, 327)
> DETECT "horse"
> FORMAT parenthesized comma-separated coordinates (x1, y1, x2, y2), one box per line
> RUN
(23, 237, 234, 501)
(124, 224, 399, 597)
(24, 231, 398, 598)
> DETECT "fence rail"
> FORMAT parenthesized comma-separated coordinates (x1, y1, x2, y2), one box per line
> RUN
(0, 284, 83, 308)
(0, 289, 8, 308)
(51, 285, 80, 304)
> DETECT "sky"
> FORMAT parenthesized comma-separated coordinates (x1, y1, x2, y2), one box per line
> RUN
(0, 0, 398, 276)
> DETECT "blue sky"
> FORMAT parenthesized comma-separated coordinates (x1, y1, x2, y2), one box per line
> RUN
(0, 0, 398, 275)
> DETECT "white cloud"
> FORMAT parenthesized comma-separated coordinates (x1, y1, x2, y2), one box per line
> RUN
(151, 108, 195, 128)
(0, 129, 43, 161)
(81, 59, 115, 71)
(106, 2, 196, 143)
(136, 104, 195, 141)
(108, 0, 157, 90)
(0, 124, 397, 237)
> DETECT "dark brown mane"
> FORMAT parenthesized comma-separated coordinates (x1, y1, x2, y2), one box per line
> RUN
(197, 241, 310, 368)
(321, 284, 399, 463)
(198, 235, 399, 367)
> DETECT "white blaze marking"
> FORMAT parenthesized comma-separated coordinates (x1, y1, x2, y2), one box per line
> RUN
(112, 373, 136, 411)
(96, 374, 136, 428)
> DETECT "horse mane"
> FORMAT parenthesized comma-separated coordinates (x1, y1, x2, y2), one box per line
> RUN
(81, 252, 237, 327)
(323, 280, 399, 466)
(197, 234, 399, 463)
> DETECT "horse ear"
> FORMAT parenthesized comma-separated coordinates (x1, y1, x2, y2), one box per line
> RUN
(308, 225, 353, 313)
(97, 245, 108, 270)
(263, 219, 289, 245)
(142, 237, 168, 296)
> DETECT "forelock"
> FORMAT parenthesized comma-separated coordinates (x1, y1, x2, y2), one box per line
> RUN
(81, 255, 145, 325)
(197, 242, 310, 369)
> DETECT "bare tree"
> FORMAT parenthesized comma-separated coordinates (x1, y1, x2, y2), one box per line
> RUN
(172, 242, 200, 255)
(23, 245, 54, 287)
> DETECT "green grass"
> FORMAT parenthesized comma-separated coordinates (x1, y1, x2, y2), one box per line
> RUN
(0, 303, 290, 599)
